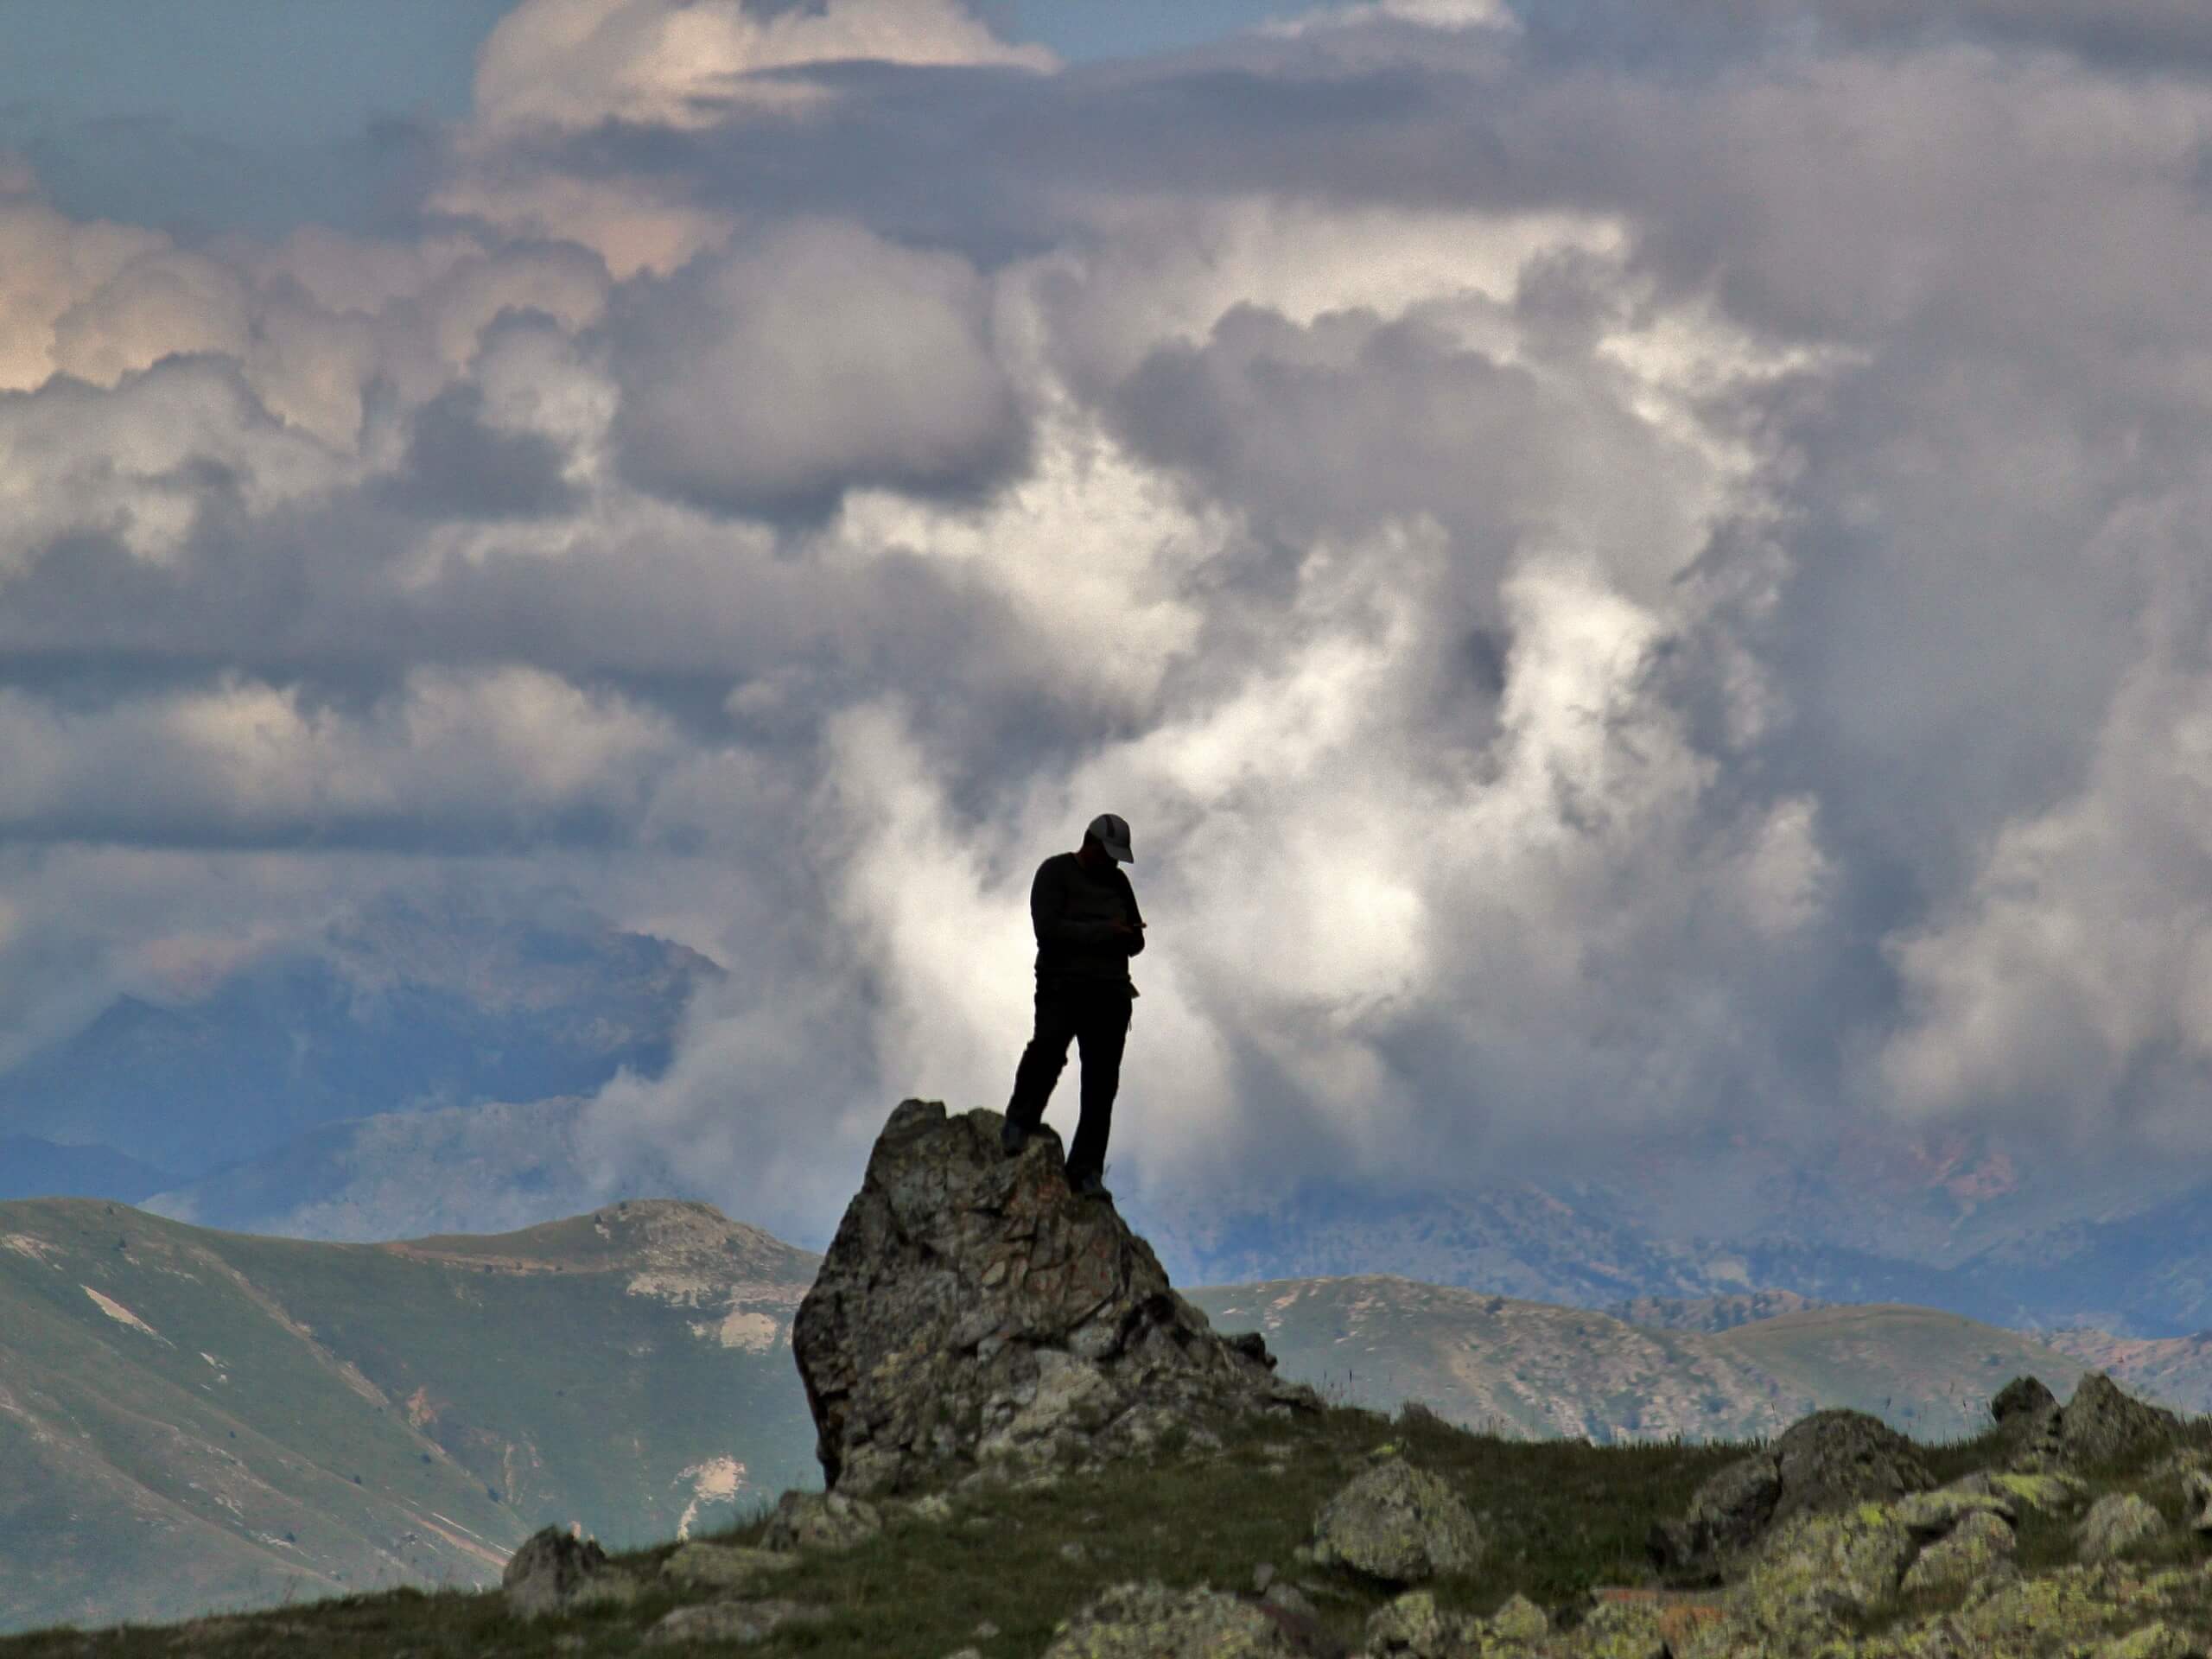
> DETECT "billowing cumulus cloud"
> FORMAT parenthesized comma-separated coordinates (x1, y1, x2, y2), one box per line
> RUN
(608, 220, 1027, 516)
(7, 0, 2212, 1244)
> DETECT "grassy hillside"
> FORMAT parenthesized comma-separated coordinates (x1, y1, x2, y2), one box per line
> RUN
(0, 1198, 821, 1635)
(9, 1397, 2209, 1659)
(1184, 1276, 2098, 1441)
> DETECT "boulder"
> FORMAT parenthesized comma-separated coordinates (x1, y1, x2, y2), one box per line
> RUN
(1487, 1592, 1548, 1643)
(2056, 1374, 2181, 1469)
(1991, 1375, 2058, 1430)
(1899, 1508, 2016, 1595)
(1363, 1588, 1479, 1656)
(501, 1525, 609, 1620)
(1649, 1408, 1932, 1575)
(1039, 1580, 1325, 1658)
(2077, 1492, 2166, 1562)
(760, 1488, 882, 1552)
(1725, 1506, 1917, 1643)
(1309, 1456, 1484, 1585)
(791, 1099, 1319, 1497)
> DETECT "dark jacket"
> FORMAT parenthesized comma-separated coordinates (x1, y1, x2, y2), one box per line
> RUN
(1029, 851, 1144, 993)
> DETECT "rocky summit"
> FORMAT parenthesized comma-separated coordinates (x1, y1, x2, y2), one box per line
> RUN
(791, 1097, 1321, 1496)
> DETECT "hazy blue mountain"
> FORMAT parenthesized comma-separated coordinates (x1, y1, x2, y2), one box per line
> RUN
(144, 1096, 713, 1243)
(0, 1136, 175, 1203)
(0, 897, 719, 1181)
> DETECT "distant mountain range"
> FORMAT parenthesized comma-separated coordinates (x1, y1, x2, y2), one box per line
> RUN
(1180, 1278, 2095, 1444)
(0, 1197, 820, 1636)
(0, 894, 716, 1184)
(3, 1193, 2199, 1636)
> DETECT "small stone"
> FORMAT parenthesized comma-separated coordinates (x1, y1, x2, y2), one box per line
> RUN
(908, 1492, 957, 1524)
(2077, 1492, 2166, 1561)
(1252, 1561, 1276, 1592)
(972, 1618, 999, 1637)
(1262, 1581, 1317, 1618)
(645, 1599, 825, 1646)
(1058, 1540, 1088, 1563)
(760, 1488, 883, 1552)
(944, 1649, 985, 1659)
(502, 1526, 609, 1621)
(1488, 1592, 1548, 1641)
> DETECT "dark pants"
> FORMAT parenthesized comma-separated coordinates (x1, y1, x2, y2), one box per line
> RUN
(1006, 976, 1132, 1181)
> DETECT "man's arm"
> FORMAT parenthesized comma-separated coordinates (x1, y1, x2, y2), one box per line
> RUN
(1119, 874, 1145, 957)
(1032, 859, 1118, 946)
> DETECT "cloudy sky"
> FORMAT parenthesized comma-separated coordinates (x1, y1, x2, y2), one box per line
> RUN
(6, 0, 2212, 1243)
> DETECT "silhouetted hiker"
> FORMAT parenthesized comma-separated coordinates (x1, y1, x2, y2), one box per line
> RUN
(1001, 813, 1144, 1198)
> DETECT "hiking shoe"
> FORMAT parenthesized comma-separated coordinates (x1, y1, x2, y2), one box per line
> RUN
(1068, 1167, 1109, 1199)
(1000, 1116, 1029, 1156)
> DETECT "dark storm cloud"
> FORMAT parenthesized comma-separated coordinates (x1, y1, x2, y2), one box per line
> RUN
(379, 384, 582, 519)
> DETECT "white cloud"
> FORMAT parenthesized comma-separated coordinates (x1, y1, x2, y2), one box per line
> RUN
(471, 0, 1054, 135)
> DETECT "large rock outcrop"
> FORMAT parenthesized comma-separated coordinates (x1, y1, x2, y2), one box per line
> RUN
(791, 1098, 1320, 1497)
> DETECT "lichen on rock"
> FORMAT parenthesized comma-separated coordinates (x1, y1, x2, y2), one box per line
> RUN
(2076, 1492, 2166, 1562)
(1898, 1507, 2016, 1595)
(1310, 1455, 1484, 1585)
(1041, 1579, 1318, 1658)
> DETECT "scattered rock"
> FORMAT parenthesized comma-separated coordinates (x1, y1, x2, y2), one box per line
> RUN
(1487, 1592, 1548, 1642)
(2058, 1374, 2183, 1469)
(502, 1526, 609, 1620)
(906, 1491, 957, 1525)
(1253, 1561, 1276, 1592)
(971, 1619, 999, 1638)
(645, 1599, 826, 1646)
(944, 1649, 985, 1659)
(1309, 1456, 1484, 1584)
(1649, 1408, 1932, 1575)
(660, 1542, 798, 1591)
(760, 1488, 882, 1552)
(1040, 1579, 1319, 1658)
(1899, 1508, 2016, 1594)
(2077, 1492, 2166, 1562)
(1058, 1540, 1088, 1563)
(1363, 1588, 1478, 1656)
(792, 1099, 1319, 1497)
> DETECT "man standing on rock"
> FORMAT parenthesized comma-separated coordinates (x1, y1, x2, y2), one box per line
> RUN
(1001, 813, 1145, 1198)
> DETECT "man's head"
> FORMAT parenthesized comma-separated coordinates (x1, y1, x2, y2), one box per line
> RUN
(1082, 811, 1135, 865)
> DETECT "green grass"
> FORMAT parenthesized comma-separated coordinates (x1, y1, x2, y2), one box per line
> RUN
(0, 1401, 1751, 1659)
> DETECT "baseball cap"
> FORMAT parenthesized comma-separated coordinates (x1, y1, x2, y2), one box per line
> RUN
(1085, 812, 1135, 863)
